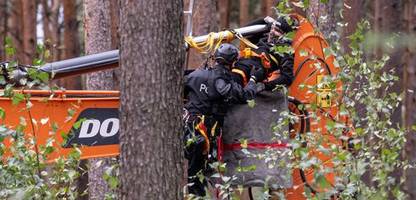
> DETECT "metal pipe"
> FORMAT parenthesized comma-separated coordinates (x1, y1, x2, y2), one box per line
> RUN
(3, 23, 270, 81)
(190, 24, 268, 44)
(39, 50, 119, 79)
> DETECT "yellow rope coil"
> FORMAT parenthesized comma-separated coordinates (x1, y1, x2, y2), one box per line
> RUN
(185, 31, 234, 54)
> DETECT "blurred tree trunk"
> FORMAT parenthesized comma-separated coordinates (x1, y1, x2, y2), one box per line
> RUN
(404, 0, 416, 198)
(42, 0, 62, 62)
(374, 0, 404, 123)
(21, 0, 37, 64)
(306, 0, 337, 43)
(84, 0, 119, 199)
(8, 0, 23, 61)
(57, 0, 82, 89)
(218, 0, 230, 29)
(119, 0, 184, 199)
(341, 0, 365, 52)
(239, 0, 249, 26)
(263, 0, 276, 17)
(186, 0, 217, 69)
(0, 0, 8, 59)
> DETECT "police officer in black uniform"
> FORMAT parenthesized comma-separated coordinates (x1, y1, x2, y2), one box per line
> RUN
(183, 43, 265, 196)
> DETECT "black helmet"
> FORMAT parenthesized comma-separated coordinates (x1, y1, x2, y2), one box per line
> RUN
(214, 43, 239, 65)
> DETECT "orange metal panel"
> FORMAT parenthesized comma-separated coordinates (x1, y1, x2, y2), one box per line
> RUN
(0, 90, 119, 162)
(285, 15, 346, 199)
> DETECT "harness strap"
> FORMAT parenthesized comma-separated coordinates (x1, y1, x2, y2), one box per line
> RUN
(194, 116, 210, 155)
(240, 48, 276, 70)
(231, 68, 248, 86)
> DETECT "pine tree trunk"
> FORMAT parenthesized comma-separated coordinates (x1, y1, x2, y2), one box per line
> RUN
(21, 0, 37, 64)
(84, 0, 119, 199)
(342, 0, 365, 52)
(403, 0, 416, 198)
(306, 0, 337, 43)
(239, 0, 249, 26)
(219, 0, 230, 29)
(377, 0, 404, 124)
(58, 0, 82, 89)
(119, 0, 185, 199)
(263, 0, 276, 17)
(42, 0, 62, 62)
(186, 0, 217, 69)
(0, 0, 8, 59)
(8, 0, 23, 61)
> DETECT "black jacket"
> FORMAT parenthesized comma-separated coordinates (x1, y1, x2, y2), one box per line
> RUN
(184, 64, 257, 119)
(234, 38, 294, 90)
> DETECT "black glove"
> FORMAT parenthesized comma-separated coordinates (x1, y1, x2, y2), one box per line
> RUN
(184, 132, 206, 160)
(275, 16, 296, 33)
(250, 66, 266, 83)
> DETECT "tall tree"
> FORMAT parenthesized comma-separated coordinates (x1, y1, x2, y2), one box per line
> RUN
(21, 0, 37, 64)
(0, 0, 8, 59)
(84, 0, 119, 199)
(341, 0, 365, 52)
(185, 0, 218, 69)
(119, 0, 184, 199)
(372, 0, 404, 123)
(41, 0, 62, 62)
(263, 0, 277, 17)
(58, 0, 82, 89)
(239, 0, 249, 26)
(403, 0, 416, 198)
(8, 0, 23, 61)
(306, 0, 338, 43)
(218, 0, 230, 29)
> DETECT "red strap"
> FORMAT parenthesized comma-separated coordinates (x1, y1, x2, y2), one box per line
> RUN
(223, 142, 289, 151)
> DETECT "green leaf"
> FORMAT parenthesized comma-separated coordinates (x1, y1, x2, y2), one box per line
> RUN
(323, 47, 332, 59)
(299, 49, 309, 57)
(67, 108, 76, 117)
(44, 146, 55, 155)
(0, 107, 5, 120)
(247, 99, 256, 108)
(73, 118, 86, 129)
(37, 72, 50, 83)
(12, 93, 25, 105)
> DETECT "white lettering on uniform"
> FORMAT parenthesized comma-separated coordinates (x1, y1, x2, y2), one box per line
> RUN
(199, 83, 208, 94)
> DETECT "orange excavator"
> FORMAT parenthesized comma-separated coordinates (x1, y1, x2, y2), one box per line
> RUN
(0, 13, 352, 199)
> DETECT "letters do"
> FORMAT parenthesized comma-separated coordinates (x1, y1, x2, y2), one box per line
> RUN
(79, 118, 119, 138)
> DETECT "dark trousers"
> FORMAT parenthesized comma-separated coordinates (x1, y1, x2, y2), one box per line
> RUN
(183, 115, 221, 197)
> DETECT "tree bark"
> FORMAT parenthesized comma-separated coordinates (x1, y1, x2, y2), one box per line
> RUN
(239, 0, 249, 26)
(403, 0, 416, 198)
(42, 0, 62, 62)
(187, 0, 218, 69)
(58, 0, 82, 89)
(84, 0, 119, 199)
(218, 0, 230, 29)
(119, 0, 185, 199)
(8, 0, 23, 61)
(0, 0, 8, 59)
(341, 0, 365, 53)
(263, 0, 277, 17)
(376, 0, 404, 124)
(306, 0, 338, 43)
(21, 0, 37, 64)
